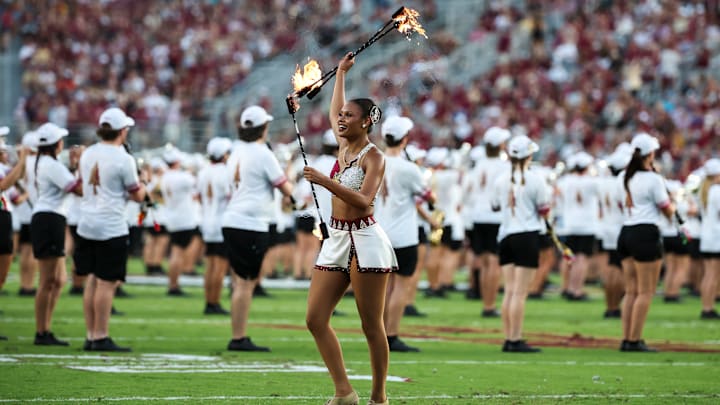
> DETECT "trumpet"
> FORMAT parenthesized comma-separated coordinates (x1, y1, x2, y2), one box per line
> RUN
(429, 209, 445, 246)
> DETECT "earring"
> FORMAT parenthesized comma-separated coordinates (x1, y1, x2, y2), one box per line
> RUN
(362, 124, 366, 128)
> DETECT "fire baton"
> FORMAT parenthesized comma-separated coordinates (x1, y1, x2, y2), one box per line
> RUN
(285, 96, 330, 240)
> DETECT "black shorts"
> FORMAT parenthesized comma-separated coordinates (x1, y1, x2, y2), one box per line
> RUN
(687, 239, 702, 259)
(68, 225, 78, 240)
(222, 228, 270, 280)
(470, 223, 500, 255)
(663, 236, 689, 255)
(278, 228, 295, 244)
(169, 228, 200, 248)
(607, 249, 622, 268)
(617, 224, 663, 263)
(0, 211, 13, 254)
(295, 216, 315, 234)
(267, 224, 279, 248)
(31, 212, 66, 258)
(538, 233, 554, 250)
(418, 227, 428, 245)
(147, 224, 168, 236)
(205, 242, 228, 258)
(393, 245, 418, 277)
(440, 226, 462, 251)
(73, 234, 129, 282)
(18, 223, 31, 244)
(499, 231, 539, 268)
(565, 235, 596, 256)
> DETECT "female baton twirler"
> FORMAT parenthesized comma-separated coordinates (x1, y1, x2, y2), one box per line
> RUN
(491, 135, 549, 353)
(699, 158, 720, 319)
(221, 105, 294, 352)
(617, 133, 675, 352)
(198, 137, 233, 315)
(376, 115, 434, 353)
(302, 52, 397, 405)
(31, 123, 82, 346)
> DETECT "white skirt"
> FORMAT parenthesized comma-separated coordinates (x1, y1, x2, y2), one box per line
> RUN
(315, 216, 398, 273)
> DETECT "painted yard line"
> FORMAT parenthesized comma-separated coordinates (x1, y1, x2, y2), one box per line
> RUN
(1, 394, 718, 402)
(0, 355, 710, 368)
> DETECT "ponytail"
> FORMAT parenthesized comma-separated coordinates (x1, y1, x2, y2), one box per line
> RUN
(700, 177, 712, 209)
(34, 143, 59, 190)
(509, 156, 529, 216)
(623, 148, 646, 208)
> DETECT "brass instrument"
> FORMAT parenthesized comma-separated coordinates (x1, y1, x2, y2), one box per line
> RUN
(429, 209, 445, 246)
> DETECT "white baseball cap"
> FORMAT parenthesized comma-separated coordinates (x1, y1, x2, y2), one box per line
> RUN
(35, 122, 69, 146)
(149, 157, 168, 171)
(470, 145, 486, 161)
(606, 150, 631, 170)
(99, 107, 135, 130)
(162, 146, 183, 164)
(425, 147, 449, 167)
(207, 137, 232, 159)
(704, 158, 720, 177)
(322, 129, 338, 147)
(405, 144, 426, 162)
(0, 126, 9, 136)
(240, 105, 273, 128)
(381, 116, 414, 142)
(22, 131, 39, 152)
(507, 135, 539, 159)
(614, 142, 633, 156)
(483, 126, 511, 147)
(631, 132, 660, 156)
(572, 151, 594, 169)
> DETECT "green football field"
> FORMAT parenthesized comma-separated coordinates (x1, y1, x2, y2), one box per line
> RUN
(1, 259, 719, 404)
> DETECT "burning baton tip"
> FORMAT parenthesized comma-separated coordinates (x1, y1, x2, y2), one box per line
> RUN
(391, 6, 407, 19)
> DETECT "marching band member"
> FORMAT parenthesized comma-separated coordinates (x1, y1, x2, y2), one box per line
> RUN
(161, 146, 201, 296)
(302, 52, 396, 405)
(376, 115, 434, 353)
(617, 133, 674, 352)
(198, 137, 233, 315)
(222, 105, 294, 352)
(142, 158, 169, 276)
(597, 146, 631, 318)
(660, 180, 691, 303)
(467, 127, 511, 317)
(14, 131, 39, 296)
(31, 123, 82, 346)
(699, 158, 720, 319)
(76, 108, 144, 352)
(492, 135, 549, 353)
(558, 151, 600, 301)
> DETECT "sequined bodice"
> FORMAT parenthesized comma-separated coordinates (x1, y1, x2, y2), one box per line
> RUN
(333, 143, 375, 191)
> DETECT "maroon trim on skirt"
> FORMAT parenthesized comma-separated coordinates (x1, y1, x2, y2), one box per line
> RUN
(330, 215, 376, 231)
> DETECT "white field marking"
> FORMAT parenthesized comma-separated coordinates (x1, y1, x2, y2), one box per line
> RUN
(1, 394, 718, 403)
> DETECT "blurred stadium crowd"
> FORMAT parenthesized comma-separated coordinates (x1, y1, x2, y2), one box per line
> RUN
(1, 0, 719, 177)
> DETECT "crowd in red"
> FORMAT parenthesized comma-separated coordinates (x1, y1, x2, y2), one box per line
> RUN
(3, 1, 719, 177)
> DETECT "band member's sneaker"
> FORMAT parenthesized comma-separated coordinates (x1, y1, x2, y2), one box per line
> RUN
(403, 305, 426, 317)
(603, 309, 621, 319)
(623, 340, 657, 352)
(111, 306, 125, 316)
(701, 309, 720, 320)
(227, 337, 270, 352)
(253, 285, 271, 298)
(83, 339, 92, 351)
(69, 286, 84, 295)
(114, 287, 131, 298)
(619, 340, 630, 351)
(481, 309, 500, 318)
(324, 391, 359, 405)
(204, 304, 229, 315)
(388, 336, 420, 352)
(505, 340, 541, 353)
(34, 332, 69, 346)
(167, 288, 188, 297)
(90, 337, 131, 352)
(18, 288, 36, 297)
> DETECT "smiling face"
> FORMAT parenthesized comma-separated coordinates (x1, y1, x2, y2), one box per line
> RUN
(337, 101, 370, 139)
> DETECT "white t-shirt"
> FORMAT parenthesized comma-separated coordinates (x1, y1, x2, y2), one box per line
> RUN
(311, 154, 337, 225)
(33, 155, 79, 216)
(77, 143, 140, 240)
(492, 167, 550, 242)
(222, 141, 287, 232)
(467, 157, 510, 224)
(197, 162, 232, 243)
(375, 155, 428, 248)
(700, 185, 720, 253)
(433, 168, 464, 241)
(622, 171, 671, 226)
(599, 175, 626, 250)
(161, 168, 199, 232)
(558, 173, 600, 236)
